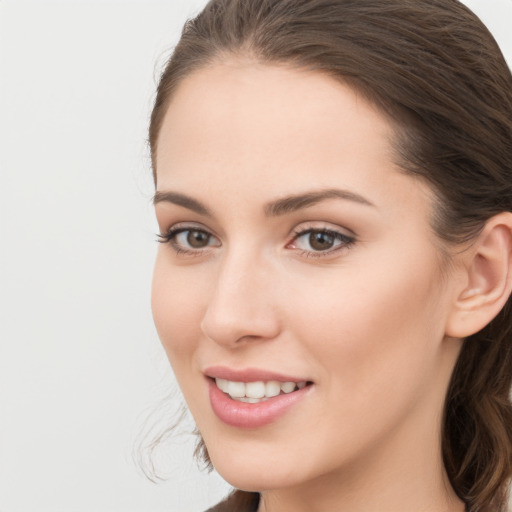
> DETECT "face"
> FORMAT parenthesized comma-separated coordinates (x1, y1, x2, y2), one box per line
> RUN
(152, 61, 461, 493)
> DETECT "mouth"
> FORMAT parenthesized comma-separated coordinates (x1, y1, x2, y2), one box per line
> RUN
(213, 377, 309, 403)
(204, 368, 314, 428)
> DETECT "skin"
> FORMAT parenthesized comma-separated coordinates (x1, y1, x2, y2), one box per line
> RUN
(151, 60, 469, 512)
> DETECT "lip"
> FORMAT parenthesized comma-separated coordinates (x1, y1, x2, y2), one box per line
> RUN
(204, 365, 309, 383)
(205, 366, 313, 429)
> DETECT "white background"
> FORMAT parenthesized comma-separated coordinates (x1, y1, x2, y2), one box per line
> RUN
(1, 1, 511, 511)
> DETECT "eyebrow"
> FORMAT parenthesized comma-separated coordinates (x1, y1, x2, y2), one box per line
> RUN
(153, 190, 211, 216)
(153, 188, 375, 217)
(264, 188, 375, 216)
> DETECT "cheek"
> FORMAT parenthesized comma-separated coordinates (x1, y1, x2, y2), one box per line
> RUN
(267, 250, 449, 475)
(287, 247, 447, 398)
(151, 252, 206, 362)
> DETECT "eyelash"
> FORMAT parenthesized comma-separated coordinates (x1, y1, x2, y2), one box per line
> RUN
(157, 225, 356, 258)
(157, 227, 216, 257)
(289, 227, 356, 258)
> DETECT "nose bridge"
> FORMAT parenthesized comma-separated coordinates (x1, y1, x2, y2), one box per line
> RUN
(201, 245, 280, 346)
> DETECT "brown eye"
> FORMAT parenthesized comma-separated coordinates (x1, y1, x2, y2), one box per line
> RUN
(288, 228, 355, 257)
(309, 231, 335, 251)
(158, 227, 220, 253)
(187, 230, 211, 248)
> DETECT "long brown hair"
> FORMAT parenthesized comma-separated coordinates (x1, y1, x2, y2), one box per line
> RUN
(148, 1, 512, 510)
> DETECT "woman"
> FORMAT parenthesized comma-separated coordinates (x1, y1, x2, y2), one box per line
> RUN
(148, 1, 512, 511)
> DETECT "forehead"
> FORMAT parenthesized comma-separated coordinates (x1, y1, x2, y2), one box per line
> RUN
(155, 60, 433, 224)
(157, 62, 391, 179)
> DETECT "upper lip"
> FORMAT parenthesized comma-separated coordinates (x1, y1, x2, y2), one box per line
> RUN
(204, 365, 311, 383)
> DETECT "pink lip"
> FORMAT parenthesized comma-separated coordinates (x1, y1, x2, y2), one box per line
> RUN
(204, 365, 309, 383)
(205, 366, 313, 429)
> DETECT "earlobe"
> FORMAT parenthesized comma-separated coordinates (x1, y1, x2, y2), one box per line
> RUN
(445, 212, 512, 339)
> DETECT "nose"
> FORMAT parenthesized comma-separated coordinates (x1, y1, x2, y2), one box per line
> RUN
(200, 251, 281, 347)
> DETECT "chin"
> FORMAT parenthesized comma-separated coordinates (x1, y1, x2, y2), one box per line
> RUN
(212, 459, 300, 493)
(203, 434, 321, 492)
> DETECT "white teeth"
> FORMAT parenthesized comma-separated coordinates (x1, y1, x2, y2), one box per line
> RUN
(216, 378, 229, 393)
(265, 381, 281, 397)
(238, 397, 265, 403)
(227, 381, 245, 398)
(280, 381, 296, 393)
(215, 378, 308, 400)
(245, 381, 266, 399)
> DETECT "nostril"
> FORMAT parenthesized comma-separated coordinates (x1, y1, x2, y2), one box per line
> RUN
(200, 307, 281, 347)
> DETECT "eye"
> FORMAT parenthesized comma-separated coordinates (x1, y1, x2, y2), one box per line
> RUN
(157, 226, 220, 254)
(176, 230, 212, 248)
(287, 228, 355, 257)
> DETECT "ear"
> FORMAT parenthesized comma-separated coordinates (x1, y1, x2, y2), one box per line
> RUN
(445, 212, 512, 339)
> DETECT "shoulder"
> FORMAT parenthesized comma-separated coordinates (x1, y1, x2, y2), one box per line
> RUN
(205, 491, 260, 512)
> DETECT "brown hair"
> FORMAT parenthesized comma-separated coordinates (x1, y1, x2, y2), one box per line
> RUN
(148, 1, 512, 510)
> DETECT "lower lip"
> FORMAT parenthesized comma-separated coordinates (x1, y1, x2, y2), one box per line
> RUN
(208, 379, 312, 429)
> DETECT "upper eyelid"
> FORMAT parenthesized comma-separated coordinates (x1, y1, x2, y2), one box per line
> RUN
(289, 227, 355, 246)
(160, 221, 219, 237)
(290, 221, 356, 238)
(159, 221, 355, 238)
(292, 228, 354, 239)
(161, 225, 219, 241)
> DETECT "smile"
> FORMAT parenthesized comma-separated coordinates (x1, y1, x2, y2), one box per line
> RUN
(206, 368, 313, 428)
(215, 378, 308, 403)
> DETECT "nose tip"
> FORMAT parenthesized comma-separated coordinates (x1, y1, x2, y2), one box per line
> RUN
(201, 305, 279, 347)
(200, 262, 281, 347)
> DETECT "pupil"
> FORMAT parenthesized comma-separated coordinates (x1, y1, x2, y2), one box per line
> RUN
(309, 231, 334, 251)
(187, 230, 209, 248)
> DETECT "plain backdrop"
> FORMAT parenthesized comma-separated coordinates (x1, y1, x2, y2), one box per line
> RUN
(1, 1, 511, 511)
